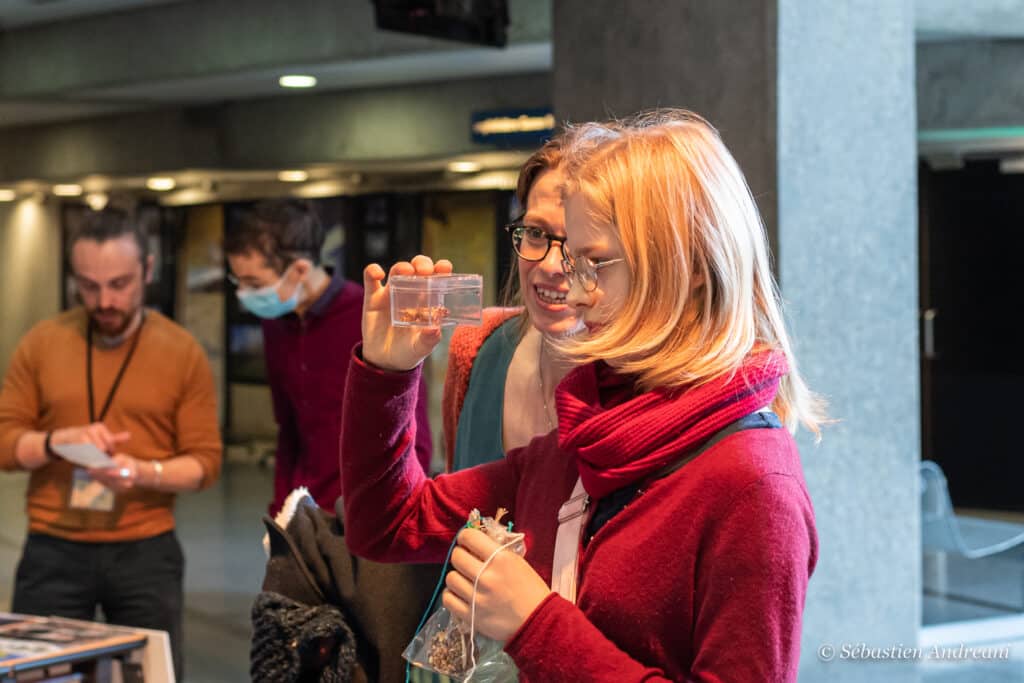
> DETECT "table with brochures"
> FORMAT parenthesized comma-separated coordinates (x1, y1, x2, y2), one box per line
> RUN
(0, 613, 152, 683)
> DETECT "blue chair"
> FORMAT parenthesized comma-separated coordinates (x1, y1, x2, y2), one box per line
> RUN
(920, 460, 1024, 559)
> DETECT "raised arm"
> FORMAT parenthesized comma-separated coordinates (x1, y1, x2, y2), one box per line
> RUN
(340, 258, 518, 563)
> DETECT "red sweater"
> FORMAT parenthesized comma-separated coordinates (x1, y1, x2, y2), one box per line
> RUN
(341, 350, 817, 682)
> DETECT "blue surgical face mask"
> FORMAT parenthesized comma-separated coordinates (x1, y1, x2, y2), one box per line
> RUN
(236, 276, 304, 319)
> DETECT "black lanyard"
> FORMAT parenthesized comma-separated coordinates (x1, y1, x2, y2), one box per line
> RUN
(87, 313, 145, 423)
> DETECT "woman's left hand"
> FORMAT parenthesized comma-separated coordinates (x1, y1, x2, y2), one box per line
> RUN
(442, 527, 552, 642)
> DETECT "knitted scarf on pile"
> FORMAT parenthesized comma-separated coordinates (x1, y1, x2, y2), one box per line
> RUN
(556, 350, 789, 500)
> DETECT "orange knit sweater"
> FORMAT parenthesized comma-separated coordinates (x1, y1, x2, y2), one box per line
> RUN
(0, 308, 222, 542)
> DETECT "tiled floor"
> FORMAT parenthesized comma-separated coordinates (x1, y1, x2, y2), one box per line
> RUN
(1, 465, 1023, 682)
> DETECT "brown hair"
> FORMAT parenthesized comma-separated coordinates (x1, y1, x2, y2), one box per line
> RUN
(498, 136, 567, 335)
(224, 199, 324, 272)
(514, 136, 566, 207)
(68, 207, 148, 264)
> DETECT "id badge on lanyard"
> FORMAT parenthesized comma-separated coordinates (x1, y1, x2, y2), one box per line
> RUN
(69, 468, 115, 511)
(66, 313, 145, 513)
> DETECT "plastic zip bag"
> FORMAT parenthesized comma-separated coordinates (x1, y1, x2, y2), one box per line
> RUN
(403, 509, 524, 682)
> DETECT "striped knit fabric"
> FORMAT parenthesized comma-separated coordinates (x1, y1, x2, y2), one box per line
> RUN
(558, 350, 789, 500)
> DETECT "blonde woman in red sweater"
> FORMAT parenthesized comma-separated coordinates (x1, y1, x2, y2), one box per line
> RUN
(341, 110, 825, 681)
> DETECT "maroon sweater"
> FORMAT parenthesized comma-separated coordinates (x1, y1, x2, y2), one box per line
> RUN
(263, 278, 431, 514)
(341, 350, 817, 682)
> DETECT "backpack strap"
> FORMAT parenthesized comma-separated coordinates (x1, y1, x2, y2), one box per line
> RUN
(585, 410, 782, 545)
(550, 410, 782, 603)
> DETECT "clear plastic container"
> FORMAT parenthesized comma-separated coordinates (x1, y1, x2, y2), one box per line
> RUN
(389, 274, 483, 328)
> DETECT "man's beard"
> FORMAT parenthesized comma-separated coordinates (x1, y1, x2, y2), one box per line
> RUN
(88, 307, 139, 342)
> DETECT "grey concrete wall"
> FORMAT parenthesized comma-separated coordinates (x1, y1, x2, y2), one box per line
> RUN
(0, 199, 62, 371)
(915, 0, 1024, 39)
(0, 0, 551, 98)
(553, 0, 778, 251)
(917, 40, 1024, 129)
(219, 74, 552, 167)
(778, 1, 920, 681)
(554, 1, 921, 680)
(0, 72, 551, 181)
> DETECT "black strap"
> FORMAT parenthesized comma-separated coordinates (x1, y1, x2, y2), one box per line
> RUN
(87, 313, 145, 423)
(583, 410, 782, 545)
(645, 410, 781, 484)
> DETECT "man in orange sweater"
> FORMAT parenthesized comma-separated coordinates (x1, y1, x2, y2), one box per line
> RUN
(0, 208, 222, 680)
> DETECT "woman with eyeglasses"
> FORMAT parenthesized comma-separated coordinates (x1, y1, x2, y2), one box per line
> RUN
(442, 126, 619, 473)
(340, 110, 824, 681)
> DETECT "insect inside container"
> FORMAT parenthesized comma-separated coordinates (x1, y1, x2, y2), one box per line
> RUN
(396, 305, 451, 326)
(389, 274, 483, 328)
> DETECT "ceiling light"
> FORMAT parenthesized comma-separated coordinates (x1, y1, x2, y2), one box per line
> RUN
(277, 170, 309, 183)
(0, 189, 15, 202)
(85, 193, 109, 211)
(81, 175, 111, 192)
(146, 177, 176, 191)
(279, 74, 317, 89)
(293, 180, 345, 199)
(53, 184, 83, 197)
(448, 161, 482, 174)
(999, 157, 1024, 174)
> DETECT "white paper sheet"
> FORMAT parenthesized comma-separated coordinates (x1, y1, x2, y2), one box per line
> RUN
(50, 442, 116, 469)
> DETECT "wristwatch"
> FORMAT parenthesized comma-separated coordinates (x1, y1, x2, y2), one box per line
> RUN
(43, 431, 58, 459)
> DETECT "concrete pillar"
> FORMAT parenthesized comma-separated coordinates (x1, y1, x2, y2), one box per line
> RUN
(554, 2, 920, 680)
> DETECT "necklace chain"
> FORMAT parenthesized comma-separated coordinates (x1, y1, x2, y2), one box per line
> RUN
(538, 338, 556, 432)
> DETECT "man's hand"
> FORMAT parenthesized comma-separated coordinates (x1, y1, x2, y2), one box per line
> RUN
(51, 422, 131, 454)
(88, 453, 143, 493)
(361, 255, 453, 372)
(442, 527, 552, 642)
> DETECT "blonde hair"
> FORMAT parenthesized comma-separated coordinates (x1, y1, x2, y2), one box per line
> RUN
(560, 109, 826, 436)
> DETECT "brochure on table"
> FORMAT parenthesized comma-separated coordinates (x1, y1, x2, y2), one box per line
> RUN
(0, 613, 173, 682)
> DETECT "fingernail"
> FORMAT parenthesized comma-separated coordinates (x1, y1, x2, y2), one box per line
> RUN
(119, 467, 130, 479)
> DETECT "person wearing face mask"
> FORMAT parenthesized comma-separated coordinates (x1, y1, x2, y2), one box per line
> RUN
(224, 199, 432, 516)
(0, 208, 222, 681)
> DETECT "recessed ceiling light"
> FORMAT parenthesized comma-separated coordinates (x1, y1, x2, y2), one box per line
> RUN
(277, 170, 309, 182)
(85, 193, 109, 211)
(146, 177, 176, 191)
(279, 74, 317, 89)
(448, 161, 482, 173)
(53, 184, 83, 197)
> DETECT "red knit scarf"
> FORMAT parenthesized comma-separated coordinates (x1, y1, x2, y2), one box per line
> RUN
(556, 350, 789, 500)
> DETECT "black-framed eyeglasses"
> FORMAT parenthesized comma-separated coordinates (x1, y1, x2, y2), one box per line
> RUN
(505, 222, 569, 263)
(560, 253, 625, 292)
